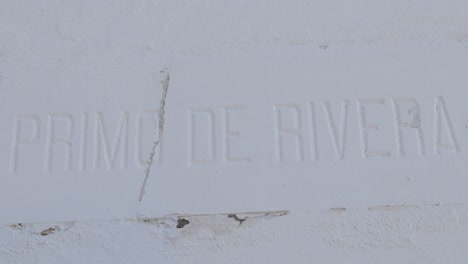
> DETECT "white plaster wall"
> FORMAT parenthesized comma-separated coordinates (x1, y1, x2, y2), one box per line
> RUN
(1, 1, 468, 263)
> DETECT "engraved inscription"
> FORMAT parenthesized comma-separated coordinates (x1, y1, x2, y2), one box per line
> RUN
(322, 100, 349, 160)
(135, 109, 162, 168)
(307, 102, 318, 161)
(434, 96, 460, 155)
(391, 98, 425, 157)
(44, 113, 74, 173)
(188, 108, 216, 165)
(93, 112, 129, 171)
(9, 115, 41, 174)
(222, 106, 250, 164)
(79, 112, 88, 172)
(273, 104, 304, 163)
(5, 96, 467, 174)
(356, 99, 391, 158)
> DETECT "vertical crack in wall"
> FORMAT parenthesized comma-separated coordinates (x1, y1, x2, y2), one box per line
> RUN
(138, 70, 171, 203)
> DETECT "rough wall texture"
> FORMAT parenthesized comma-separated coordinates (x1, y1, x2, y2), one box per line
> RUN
(1, 1, 468, 263)
(2, 205, 468, 263)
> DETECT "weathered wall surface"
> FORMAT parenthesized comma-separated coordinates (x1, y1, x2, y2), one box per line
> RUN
(1, 1, 468, 263)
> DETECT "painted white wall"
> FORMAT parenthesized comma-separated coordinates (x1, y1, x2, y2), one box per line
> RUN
(1, 1, 468, 263)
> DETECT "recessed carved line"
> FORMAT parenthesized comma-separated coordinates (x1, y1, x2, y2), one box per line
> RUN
(9, 115, 41, 174)
(222, 105, 250, 164)
(434, 96, 460, 155)
(307, 102, 318, 161)
(391, 98, 425, 157)
(44, 113, 74, 173)
(79, 113, 88, 173)
(355, 99, 391, 158)
(321, 100, 349, 160)
(273, 103, 304, 163)
(188, 107, 216, 165)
